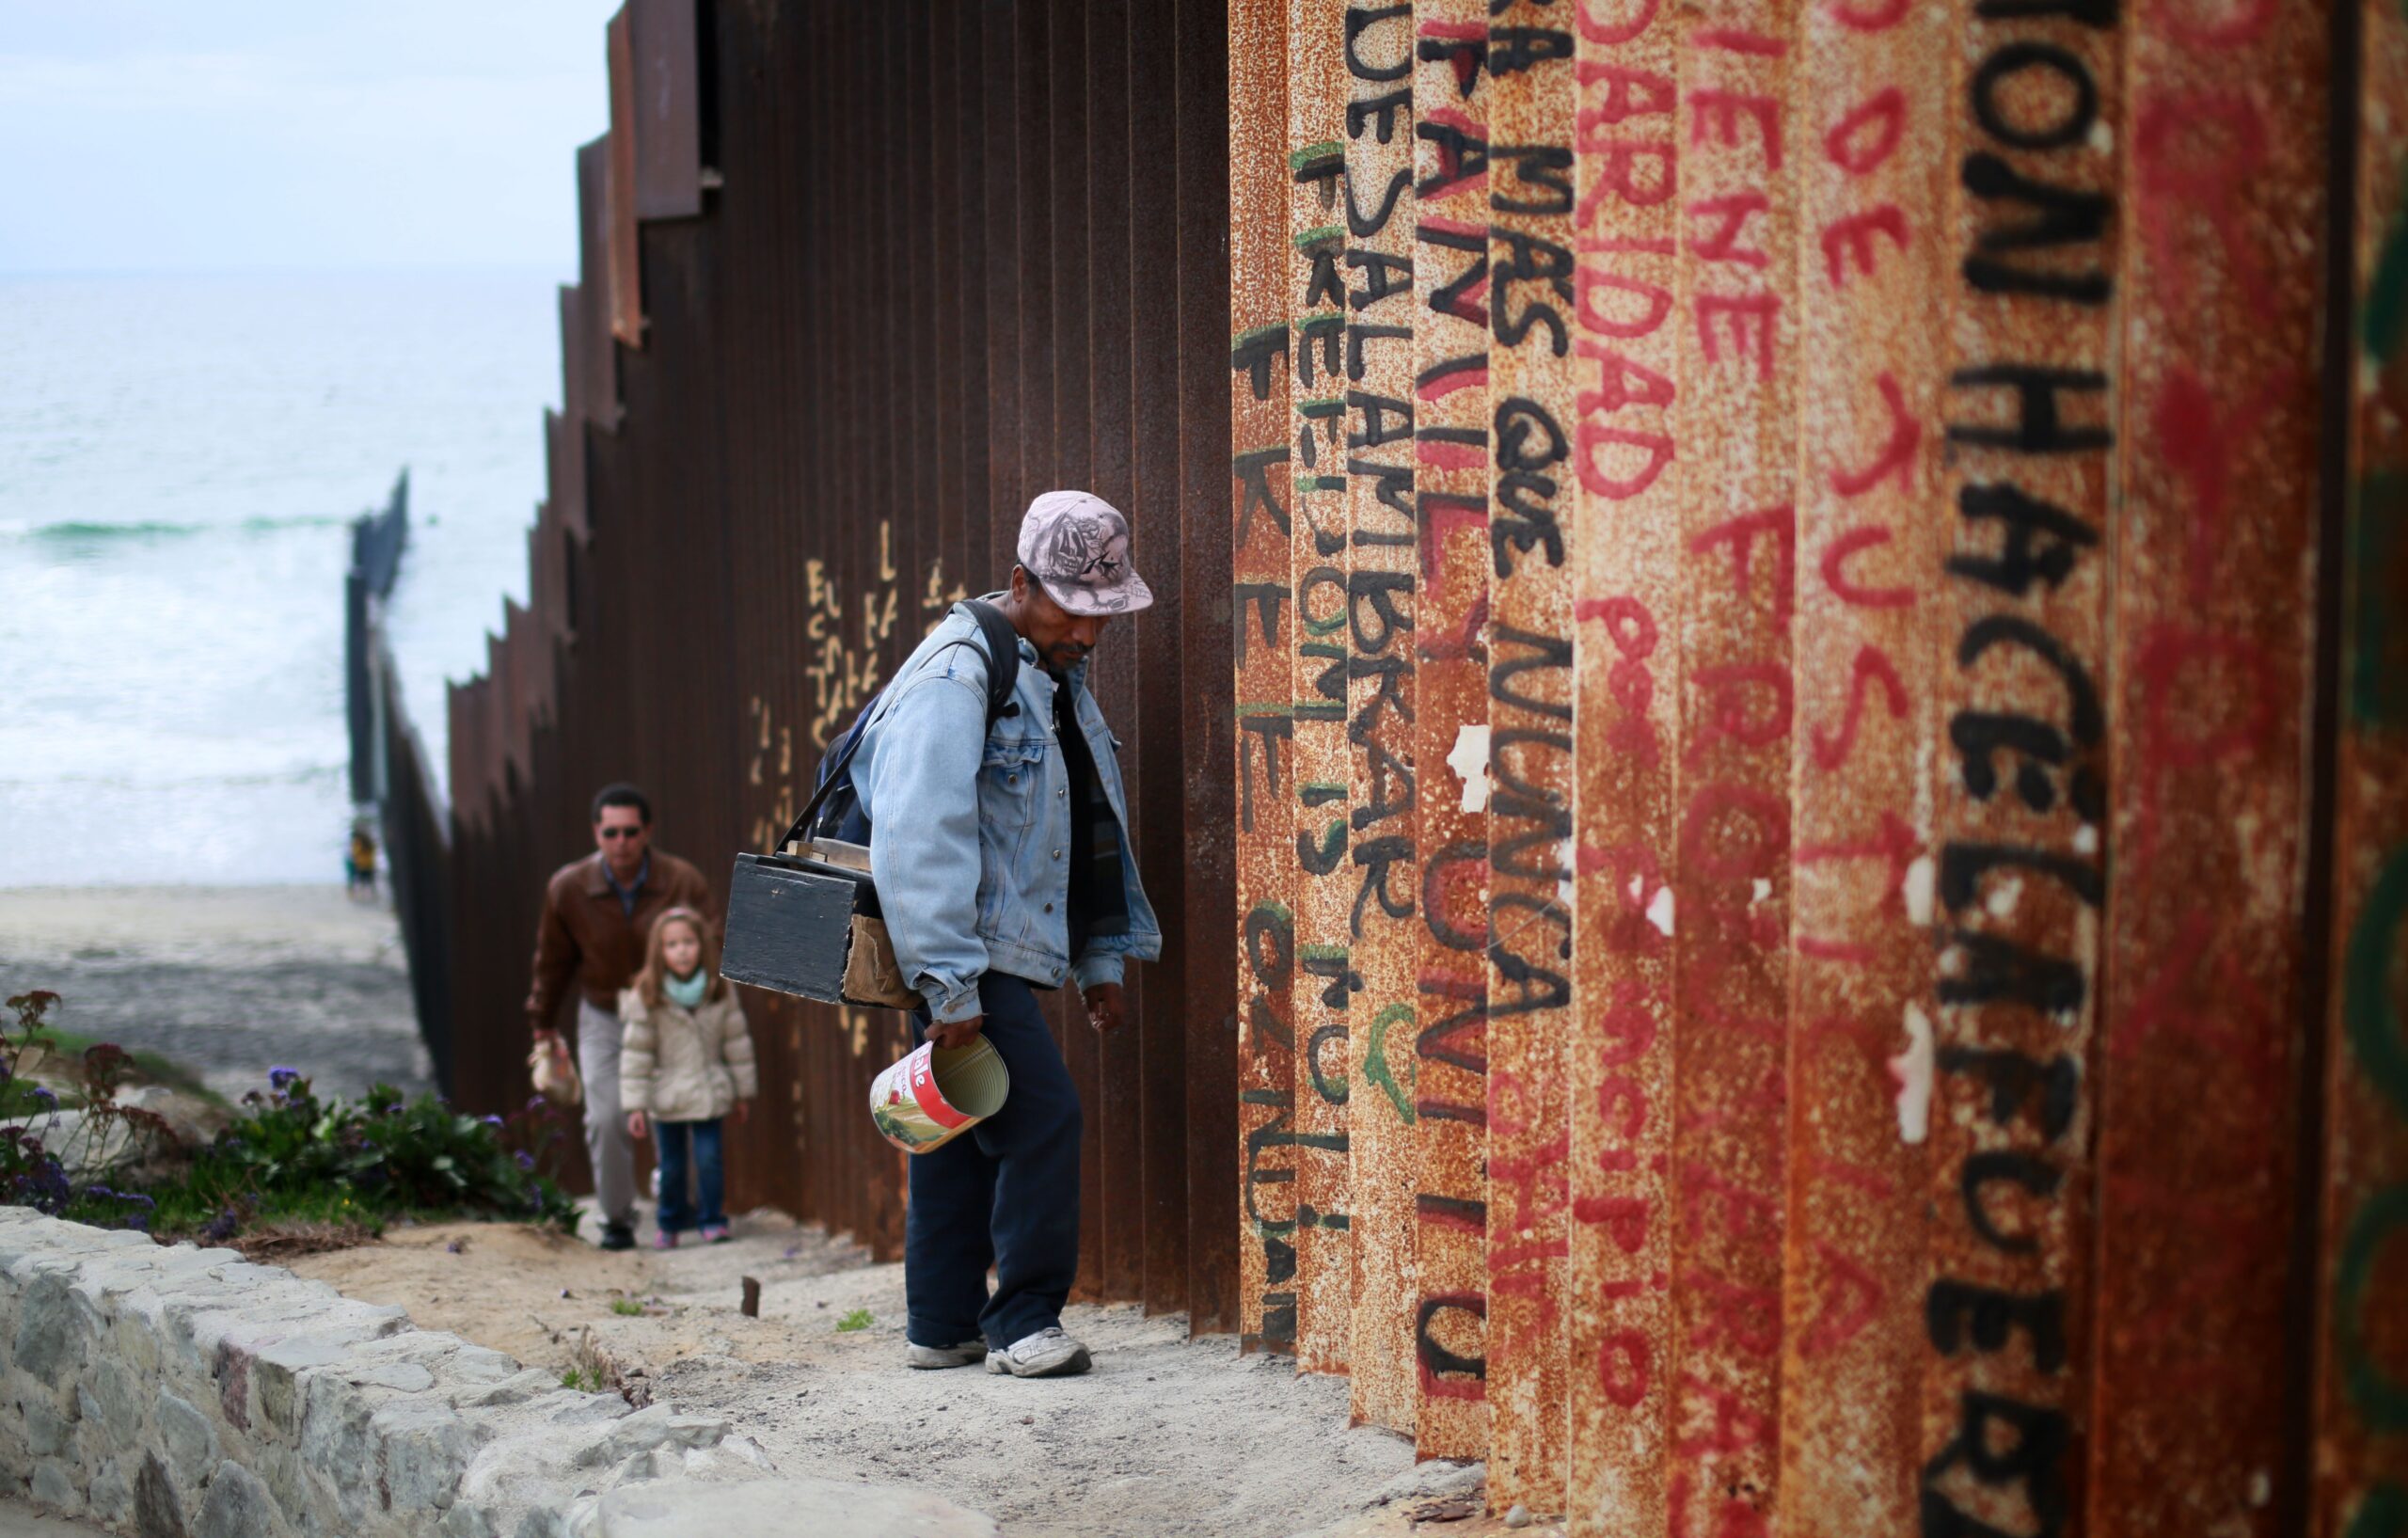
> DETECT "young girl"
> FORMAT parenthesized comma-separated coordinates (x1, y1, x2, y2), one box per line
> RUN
(620, 907, 756, 1247)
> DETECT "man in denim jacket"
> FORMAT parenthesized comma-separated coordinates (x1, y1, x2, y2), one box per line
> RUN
(850, 490, 1163, 1378)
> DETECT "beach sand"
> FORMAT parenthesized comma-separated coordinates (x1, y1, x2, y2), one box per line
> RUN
(0, 885, 430, 1102)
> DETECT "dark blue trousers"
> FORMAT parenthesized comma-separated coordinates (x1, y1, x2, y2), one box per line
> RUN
(906, 972, 1081, 1350)
(654, 1118, 725, 1233)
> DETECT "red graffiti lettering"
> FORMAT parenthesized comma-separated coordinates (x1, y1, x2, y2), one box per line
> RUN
(1576, 339, 1677, 416)
(1690, 1271, 1782, 1356)
(1688, 505, 1796, 625)
(1828, 373, 1920, 499)
(1809, 645, 1908, 772)
(1576, 60, 1677, 130)
(2133, 626, 2278, 861)
(2136, 92, 2273, 314)
(1674, 1372, 1774, 1456)
(2151, 366, 2284, 605)
(1691, 25, 1786, 55)
(1696, 292, 1781, 380)
(1418, 588, 1489, 661)
(1824, 87, 1906, 173)
(1821, 203, 1909, 287)
(1798, 1239, 1885, 1358)
(1580, 140, 1679, 220)
(1687, 662, 1792, 765)
(2159, 0, 2277, 49)
(1577, 0, 1666, 45)
(1687, 192, 1772, 269)
(1688, 91, 1783, 168)
(1670, 1473, 1770, 1538)
(1679, 784, 1790, 881)
(1824, 0, 1909, 30)
(1577, 424, 1678, 501)
(1681, 1165, 1779, 1245)
(1576, 1192, 1652, 1252)
(1578, 265, 1676, 338)
(1598, 1328, 1653, 1408)
(1797, 808, 1917, 903)
(1819, 523, 1916, 606)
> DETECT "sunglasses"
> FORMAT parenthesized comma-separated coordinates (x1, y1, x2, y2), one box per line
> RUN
(598, 825, 645, 839)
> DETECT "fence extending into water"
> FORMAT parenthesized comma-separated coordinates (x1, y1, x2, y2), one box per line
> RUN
(399, 0, 2408, 1529)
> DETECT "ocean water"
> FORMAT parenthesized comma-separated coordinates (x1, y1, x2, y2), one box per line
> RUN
(0, 270, 559, 886)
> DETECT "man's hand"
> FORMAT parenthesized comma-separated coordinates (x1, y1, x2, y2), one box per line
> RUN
(927, 1015, 984, 1052)
(532, 1025, 559, 1047)
(1084, 982, 1126, 1034)
(626, 1110, 648, 1140)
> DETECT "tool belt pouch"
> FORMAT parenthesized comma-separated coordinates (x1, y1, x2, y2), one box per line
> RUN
(723, 841, 919, 1010)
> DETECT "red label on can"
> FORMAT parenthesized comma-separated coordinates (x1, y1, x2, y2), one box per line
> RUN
(907, 1046, 972, 1129)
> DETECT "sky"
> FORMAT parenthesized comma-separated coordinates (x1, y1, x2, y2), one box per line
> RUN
(0, 1, 624, 275)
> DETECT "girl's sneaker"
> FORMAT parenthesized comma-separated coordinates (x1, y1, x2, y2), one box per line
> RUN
(699, 1223, 732, 1245)
(652, 1230, 679, 1250)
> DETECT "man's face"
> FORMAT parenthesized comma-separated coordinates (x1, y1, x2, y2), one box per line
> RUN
(1014, 567, 1111, 673)
(594, 806, 649, 873)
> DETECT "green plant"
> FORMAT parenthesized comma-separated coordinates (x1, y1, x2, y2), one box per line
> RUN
(610, 1298, 645, 1317)
(1, 991, 171, 1230)
(561, 1366, 603, 1392)
(836, 1308, 874, 1332)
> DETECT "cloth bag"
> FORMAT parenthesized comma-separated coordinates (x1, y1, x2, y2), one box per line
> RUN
(528, 1034, 583, 1106)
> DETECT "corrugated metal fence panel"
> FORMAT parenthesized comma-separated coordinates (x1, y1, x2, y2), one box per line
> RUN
(398, 0, 2395, 1518)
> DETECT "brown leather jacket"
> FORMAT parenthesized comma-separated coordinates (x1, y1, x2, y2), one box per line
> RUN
(525, 850, 717, 1031)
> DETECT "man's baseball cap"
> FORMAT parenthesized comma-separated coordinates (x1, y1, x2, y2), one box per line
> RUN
(1016, 490, 1154, 616)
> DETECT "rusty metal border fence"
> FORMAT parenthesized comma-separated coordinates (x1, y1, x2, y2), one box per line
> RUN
(398, 0, 2408, 1522)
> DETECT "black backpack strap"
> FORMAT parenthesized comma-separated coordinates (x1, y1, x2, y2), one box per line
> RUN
(768, 601, 1024, 853)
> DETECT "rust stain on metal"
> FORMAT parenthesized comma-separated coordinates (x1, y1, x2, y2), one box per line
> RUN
(2090, 0, 2330, 1526)
(2318, 4, 2408, 1526)
(1290, 0, 1356, 1379)
(1232, 0, 1302, 1356)
(1664, 0, 1797, 1531)
(607, 10, 645, 350)
(1343, 0, 1421, 1435)
(1481, 0, 1578, 1510)
(1778, 0, 1944, 1526)
(1409, 0, 1494, 1464)
(1919, 0, 2125, 1530)
(1564, 0, 1680, 1530)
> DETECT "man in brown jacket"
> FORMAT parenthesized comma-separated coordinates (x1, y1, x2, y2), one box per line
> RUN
(528, 783, 717, 1249)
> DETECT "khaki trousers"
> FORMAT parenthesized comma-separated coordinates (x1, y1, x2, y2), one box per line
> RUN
(577, 999, 637, 1229)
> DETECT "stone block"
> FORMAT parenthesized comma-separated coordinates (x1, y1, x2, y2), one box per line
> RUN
(373, 1401, 485, 1513)
(195, 1459, 282, 1538)
(134, 1451, 190, 1538)
(569, 1405, 729, 1470)
(156, 1388, 219, 1487)
(13, 1270, 88, 1385)
(437, 1502, 500, 1538)
(298, 1372, 379, 1528)
(582, 1476, 999, 1538)
(452, 1369, 561, 1410)
(85, 1354, 146, 1443)
(87, 1453, 134, 1528)
(28, 1458, 78, 1513)
(24, 1397, 73, 1459)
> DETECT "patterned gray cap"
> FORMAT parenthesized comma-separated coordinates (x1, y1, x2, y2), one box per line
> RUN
(1016, 490, 1154, 615)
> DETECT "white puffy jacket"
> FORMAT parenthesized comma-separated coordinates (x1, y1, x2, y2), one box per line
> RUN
(617, 984, 758, 1123)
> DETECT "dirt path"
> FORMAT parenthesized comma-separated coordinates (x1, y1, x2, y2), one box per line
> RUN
(289, 1211, 1510, 1538)
(0, 886, 428, 1102)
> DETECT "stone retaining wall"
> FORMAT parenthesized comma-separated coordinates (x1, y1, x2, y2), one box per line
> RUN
(0, 1210, 784, 1537)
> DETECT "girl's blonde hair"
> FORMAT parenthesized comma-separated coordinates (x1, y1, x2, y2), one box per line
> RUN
(633, 906, 727, 1008)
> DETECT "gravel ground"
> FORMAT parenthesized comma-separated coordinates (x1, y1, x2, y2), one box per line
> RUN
(0, 886, 430, 1102)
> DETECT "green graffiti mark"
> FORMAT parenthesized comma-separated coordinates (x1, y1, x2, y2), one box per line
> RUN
(2337, 1183, 2408, 1432)
(2366, 168, 2408, 363)
(1364, 1003, 1418, 1124)
(2346, 1483, 2408, 1538)
(2346, 844, 2408, 1118)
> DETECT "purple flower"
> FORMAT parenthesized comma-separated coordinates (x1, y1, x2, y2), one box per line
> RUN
(200, 1208, 240, 1244)
(515, 1150, 535, 1171)
(267, 1067, 302, 1092)
(482, 1114, 505, 1129)
(29, 1086, 55, 1108)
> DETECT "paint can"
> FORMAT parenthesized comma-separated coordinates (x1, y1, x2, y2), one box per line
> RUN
(868, 1037, 1010, 1153)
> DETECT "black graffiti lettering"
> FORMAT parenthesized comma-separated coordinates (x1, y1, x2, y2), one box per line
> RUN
(1349, 87, 1413, 145)
(1422, 221, 1490, 325)
(1347, 456, 1416, 521)
(1304, 243, 1348, 312)
(1948, 712, 2104, 822)
(1348, 572, 1417, 657)
(1939, 1045, 2079, 1141)
(1418, 34, 1486, 99)
(1344, 4, 1415, 81)
(1300, 817, 1348, 875)
(1299, 565, 1350, 642)
(1920, 1391, 2071, 1538)
(1960, 1150, 2063, 1254)
(1494, 478, 1565, 577)
(1233, 583, 1291, 667)
(1420, 843, 1489, 955)
(1231, 325, 1291, 402)
(1490, 143, 1576, 216)
(1492, 231, 1575, 355)
(1488, 892, 1573, 1018)
(1959, 156, 2114, 306)
(1237, 715, 1291, 833)
(1939, 841, 2105, 912)
(1234, 447, 1293, 545)
(1244, 901, 1296, 989)
(1302, 947, 1365, 1009)
(1950, 481, 2099, 596)
(1417, 119, 1491, 200)
(1947, 365, 2112, 453)
(1415, 1293, 1489, 1384)
(1299, 312, 1347, 388)
(1938, 928, 2087, 1016)
(1960, 614, 2104, 743)
(1242, 1086, 1299, 1231)
(1495, 393, 1570, 473)
(1354, 834, 1417, 933)
(1307, 1023, 1353, 1104)
(1418, 970, 1489, 1076)
(1490, 799, 1572, 884)
(1346, 173, 1414, 246)
(1349, 325, 1417, 384)
(1975, 0, 2115, 26)
(1249, 991, 1294, 1051)
(1488, 27, 1574, 77)
(1927, 1279, 2068, 1373)
(1347, 391, 1417, 451)
(1972, 44, 2097, 151)
(1418, 352, 1488, 399)
(1489, 625, 1574, 722)
(1349, 654, 1415, 743)
(1347, 249, 1417, 311)
(1352, 727, 1415, 824)
(1293, 143, 1345, 198)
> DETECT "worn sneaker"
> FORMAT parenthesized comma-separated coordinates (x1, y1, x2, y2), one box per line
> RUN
(598, 1223, 637, 1252)
(986, 1326, 1091, 1378)
(651, 1229, 679, 1250)
(699, 1223, 732, 1245)
(906, 1339, 989, 1371)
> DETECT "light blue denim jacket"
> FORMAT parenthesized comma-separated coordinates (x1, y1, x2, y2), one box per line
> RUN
(851, 598, 1162, 1023)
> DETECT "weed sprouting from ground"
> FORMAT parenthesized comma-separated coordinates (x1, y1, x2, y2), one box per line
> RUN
(836, 1308, 874, 1332)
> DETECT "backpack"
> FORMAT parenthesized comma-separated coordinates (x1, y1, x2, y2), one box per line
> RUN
(784, 598, 1022, 851)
